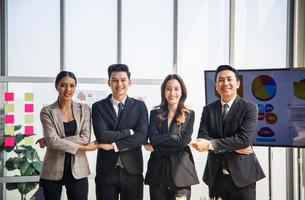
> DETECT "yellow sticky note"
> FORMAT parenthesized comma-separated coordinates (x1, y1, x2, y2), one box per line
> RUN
(5, 104, 14, 113)
(24, 115, 34, 124)
(24, 137, 34, 146)
(24, 93, 34, 101)
(5, 125, 14, 135)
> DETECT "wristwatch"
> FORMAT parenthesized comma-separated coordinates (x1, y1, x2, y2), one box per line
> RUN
(208, 142, 214, 150)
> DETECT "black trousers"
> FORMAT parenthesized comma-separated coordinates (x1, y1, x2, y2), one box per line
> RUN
(149, 185, 191, 200)
(95, 167, 143, 200)
(209, 174, 256, 200)
(40, 177, 88, 200)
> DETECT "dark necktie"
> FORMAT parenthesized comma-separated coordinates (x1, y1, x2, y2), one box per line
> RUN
(221, 103, 230, 174)
(222, 103, 229, 123)
(116, 102, 124, 168)
(118, 102, 124, 122)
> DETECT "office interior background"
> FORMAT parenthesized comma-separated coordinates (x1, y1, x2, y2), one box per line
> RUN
(0, 0, 305, 199)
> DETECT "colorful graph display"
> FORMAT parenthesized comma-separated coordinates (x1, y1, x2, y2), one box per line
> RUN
(252, 75, 277, 101)
(294, 78, 305, 100)
(204, 68, 305, 147)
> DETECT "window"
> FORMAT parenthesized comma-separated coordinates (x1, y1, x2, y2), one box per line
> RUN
(7, 0, 60, 76)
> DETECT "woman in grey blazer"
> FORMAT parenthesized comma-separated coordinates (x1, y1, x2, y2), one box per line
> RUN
(39, 71, 97, 200)
(144, 74, 199, 200)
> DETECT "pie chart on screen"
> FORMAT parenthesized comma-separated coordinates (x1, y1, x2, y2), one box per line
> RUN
(293, 78, 305, 100)
(252, 75, 277, 101)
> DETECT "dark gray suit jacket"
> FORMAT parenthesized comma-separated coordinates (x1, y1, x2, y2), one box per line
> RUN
(145, 109, 199, 187)
(198, 96, 265, 188)
(92, 95, 148, 175)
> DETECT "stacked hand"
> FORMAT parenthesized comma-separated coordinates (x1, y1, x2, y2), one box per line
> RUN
(144, 144, 154, 152)
(190, 138, 211, 152)
(85, 141, 99, 151)
(97, 143, 114, 151)
(36, 138, 46, 148)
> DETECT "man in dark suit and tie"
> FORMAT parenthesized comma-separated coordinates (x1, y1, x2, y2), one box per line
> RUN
(92, 64, 148, 200)
(192, 65, 265, 200)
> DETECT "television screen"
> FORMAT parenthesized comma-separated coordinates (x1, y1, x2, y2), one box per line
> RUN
(204, 68, 305, 147)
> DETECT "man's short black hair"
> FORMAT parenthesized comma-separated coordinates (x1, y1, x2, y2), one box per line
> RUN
(108, 64, 131, 79)
(214, 65, 240, 82)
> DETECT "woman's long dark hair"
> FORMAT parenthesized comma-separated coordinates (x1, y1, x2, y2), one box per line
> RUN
(155, 74, 189, 126)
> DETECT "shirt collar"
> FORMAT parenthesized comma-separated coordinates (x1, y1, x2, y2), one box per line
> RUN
(111, 95, 127, 106)
(221, 95, 236, 108)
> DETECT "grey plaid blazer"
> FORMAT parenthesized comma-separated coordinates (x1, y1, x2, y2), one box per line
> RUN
(39, 101, 91, 180)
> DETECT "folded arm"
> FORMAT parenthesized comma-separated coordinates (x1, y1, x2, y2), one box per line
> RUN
(211, 103, 257, 152)
(40, 109, 80, 154)
(40, 107, 97, 154)
(150, 111, 195, 155)
(92, 103, 131, 143)
(115, 102, 149, 152)
(195, 104, 257, 154)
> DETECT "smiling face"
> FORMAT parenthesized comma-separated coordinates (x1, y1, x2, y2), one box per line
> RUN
(108, 71, 131, 101)
(215, 69, 240, 102)
(56, 76, 76, 102)
(164, 79, 182, 107)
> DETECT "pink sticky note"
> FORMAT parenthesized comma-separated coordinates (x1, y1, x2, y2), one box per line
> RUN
(4, 137, 15, 147)
(24, 104, 34, 112)
(5, 115, 14, 124)
(24, 126, 34, 135)
(5, 92, 14, 101)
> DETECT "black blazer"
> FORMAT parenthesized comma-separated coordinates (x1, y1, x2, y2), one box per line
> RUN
(198, 96, 265, 188)
(92, 95, 148, 175)
(145, 109, 199, 187)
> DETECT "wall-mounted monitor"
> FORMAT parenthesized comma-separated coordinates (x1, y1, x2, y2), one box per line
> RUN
(204, 68, 305, 147)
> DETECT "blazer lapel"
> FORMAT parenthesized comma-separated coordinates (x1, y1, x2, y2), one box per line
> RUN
(168, 121, 179, 136)
(50, 101, 65, 137)
(223, 96, 241, 134)
(214, 100, 223, 138)
(72, 101, 81, 136)
(162, 118, 169, 134)
(105, 95, 117, 123)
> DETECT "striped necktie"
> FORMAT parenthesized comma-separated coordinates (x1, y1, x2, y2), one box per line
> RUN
(222, 103, 229, 122)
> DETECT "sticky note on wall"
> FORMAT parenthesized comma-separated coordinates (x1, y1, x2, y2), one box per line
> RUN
(24, 93, 34, 101)
(5, 115, 14, 124)
(24, 115, 34, 123)
(5, 104, 14, 113)
(4, 137, 15, 147)
(5, 125, 14, 136)
(4, 92, 14, 101)
(24, 126, 34, 135)
(24, 137, 34, 146)
(24, 104, 34, 112)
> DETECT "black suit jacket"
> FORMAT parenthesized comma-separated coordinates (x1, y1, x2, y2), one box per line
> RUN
(198, 96, 265, 188)
(92, 95, 148, 175)
(145, 109, 199, 187)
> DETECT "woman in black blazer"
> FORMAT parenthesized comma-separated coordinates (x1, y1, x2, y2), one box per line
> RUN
(145, 74, 199, 200)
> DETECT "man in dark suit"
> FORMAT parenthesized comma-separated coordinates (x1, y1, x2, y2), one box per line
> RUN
(92, 64, 148, 200)
(192, 65, 265, 200)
